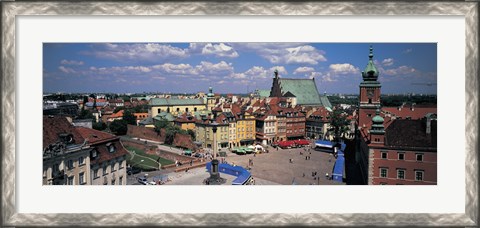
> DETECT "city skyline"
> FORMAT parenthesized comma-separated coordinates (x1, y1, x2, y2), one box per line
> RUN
(43, 43, 437, 94)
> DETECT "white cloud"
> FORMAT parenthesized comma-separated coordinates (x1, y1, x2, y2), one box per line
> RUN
(293, 66, 315, 74)
(195, 61, 234, 76)
(152, 63, 196, 75)
(269, 66, 288, 76)
(60, 59, 84, 66)
(382, 58, 394, 66)
(201, 43, 239, 58)
(329, 63, 360, 75)
(383, 66, 416, 76)
(85, 43, 189, 62)
(231, 43, 326, 65)
(58, 66, 76, 74)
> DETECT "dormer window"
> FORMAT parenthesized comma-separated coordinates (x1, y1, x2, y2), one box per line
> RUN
(91, 149, 98, 159)
(59, 133, 74, 144)
(106, 143, 116, 153)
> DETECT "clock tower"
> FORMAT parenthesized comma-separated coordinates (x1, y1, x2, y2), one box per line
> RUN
(358, 46, 381, 128)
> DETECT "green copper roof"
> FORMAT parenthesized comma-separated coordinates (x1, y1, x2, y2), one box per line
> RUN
(372, 108, 384, 123)
(150, 98, 204, 106)
(319, 95, 333, 109)
(257, 90, 271, 98)
(278, 78, 323, 106)
(154, 112, 175, 121)
(362, 46, 379, 80)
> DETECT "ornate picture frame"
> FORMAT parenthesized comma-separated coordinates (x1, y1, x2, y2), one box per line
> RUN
(1, 1, 478, 226)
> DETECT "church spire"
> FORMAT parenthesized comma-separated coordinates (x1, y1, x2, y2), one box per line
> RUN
(362, 45, 379, 81)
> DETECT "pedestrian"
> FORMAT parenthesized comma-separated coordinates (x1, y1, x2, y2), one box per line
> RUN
(305, 156, 307, 160)
(303, 173, 305, 177)
(326, 172, 329, 180)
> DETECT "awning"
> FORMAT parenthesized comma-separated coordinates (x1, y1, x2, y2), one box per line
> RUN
(332, 153, 345, 182)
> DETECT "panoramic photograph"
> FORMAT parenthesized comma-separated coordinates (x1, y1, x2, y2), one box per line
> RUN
(42, 43, 437, 185)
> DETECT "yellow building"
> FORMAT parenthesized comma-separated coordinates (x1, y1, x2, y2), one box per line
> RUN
(149, 98, 206, 116)
(235, 112, 256, 146)
(195, 119, 229, 150)
(173, 114, 196, 131)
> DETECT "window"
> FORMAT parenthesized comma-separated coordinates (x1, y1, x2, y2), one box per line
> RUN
(397, 169, 405, 180)
(119, 176, 123, 185)
(67, 159, 74, 169)
(107, 144, 116, 153)
(398, 153, 405, 160)
(103, 166, 108, 175)
(111, 178, 116, 185)
(91, 149, 98, 158)
(176, 108, 180, 112)
(379, 168, 388, 178)
(119, 160, 124, 169)
(381, 152, 387, 159)
(185, 108, 189, 112)
(67, 176, 74, 185)
(111, 162, 116, 172)
(93, 169, 99, 179)
(78, 156, 85, 166)
(415, 170, 424, 181)
(416, 154, 424, 162)
(157, 108, 161, 113)
(194, 107, 197, 112)
(79, 172, 85, 185)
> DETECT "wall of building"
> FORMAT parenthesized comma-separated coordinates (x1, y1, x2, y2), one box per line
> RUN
(370, 148, 437, 185)
(151, 104, 206, 117)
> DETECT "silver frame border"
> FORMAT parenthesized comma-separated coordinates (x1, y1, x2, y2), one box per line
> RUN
(1, 1, 478, 226)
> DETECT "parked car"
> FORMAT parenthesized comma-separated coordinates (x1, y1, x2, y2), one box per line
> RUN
(147, 181, 157, 185)
(127, 166, 141, 175)
(137, 177, 148, 185)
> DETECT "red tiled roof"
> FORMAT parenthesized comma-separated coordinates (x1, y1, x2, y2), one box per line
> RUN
(109, 110, 124, 118)
(382, 106, 437, 120)
(43, 116, 84, 148)
(76, 127, 117, 144)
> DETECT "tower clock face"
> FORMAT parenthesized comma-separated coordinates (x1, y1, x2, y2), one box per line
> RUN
(367, 89, 374, 98)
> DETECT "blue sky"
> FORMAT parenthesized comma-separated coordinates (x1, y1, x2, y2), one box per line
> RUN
(43, 43, 437, 94)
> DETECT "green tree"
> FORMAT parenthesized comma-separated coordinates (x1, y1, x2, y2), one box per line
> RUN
(164, 125, 181, 145)
(109, 119, 128, 135)
(123, 109, 137, 125)
(154, 119, 170, 135)
(92, 121, 107, 131)
(187, 129, 196, 141)
(78, 109, 94, 120)
(328, 108, 350, 143)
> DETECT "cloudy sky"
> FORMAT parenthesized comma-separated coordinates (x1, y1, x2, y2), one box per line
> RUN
(43, 43, 437, 94)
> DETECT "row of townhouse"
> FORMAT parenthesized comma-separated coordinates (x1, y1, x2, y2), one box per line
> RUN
(43, 115, 128, 185)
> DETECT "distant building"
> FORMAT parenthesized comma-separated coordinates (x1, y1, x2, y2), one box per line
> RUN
(269, 69, 332, 108)
(305, 107, 331, 140)
(43, 102, 79, 116)
(149, 98, 205, 116)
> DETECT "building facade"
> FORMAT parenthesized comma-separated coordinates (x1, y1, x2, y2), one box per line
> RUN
(149, 98, 206, 116)
(355, 46, 437, 185)
(77, 127, 129, 185)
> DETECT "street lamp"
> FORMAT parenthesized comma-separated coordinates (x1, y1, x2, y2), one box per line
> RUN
(205, 111, 226, 185)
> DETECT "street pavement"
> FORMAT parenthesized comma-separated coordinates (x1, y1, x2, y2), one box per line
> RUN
(127, 145, 345, 185)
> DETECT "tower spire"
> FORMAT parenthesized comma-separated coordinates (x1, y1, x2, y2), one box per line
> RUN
(362, 45, 379, 81)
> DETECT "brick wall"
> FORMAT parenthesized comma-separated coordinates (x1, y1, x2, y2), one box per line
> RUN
(127, 124, 165, 142)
